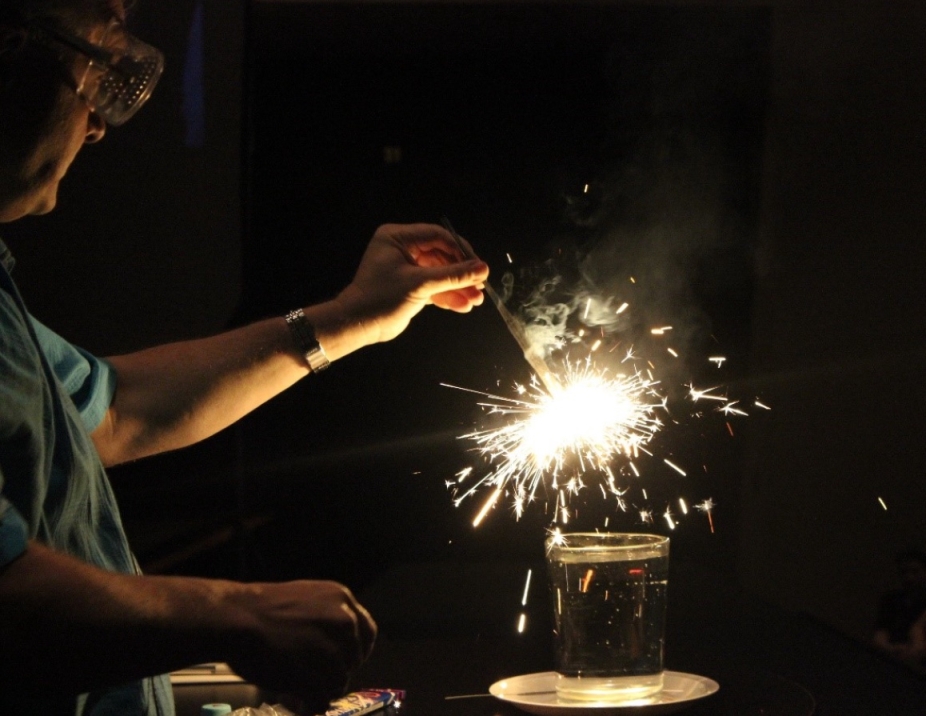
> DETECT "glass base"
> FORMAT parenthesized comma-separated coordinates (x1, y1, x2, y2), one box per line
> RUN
(555, 672, 665, 703)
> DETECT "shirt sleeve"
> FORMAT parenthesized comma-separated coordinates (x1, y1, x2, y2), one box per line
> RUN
(28, 317, 117, 434)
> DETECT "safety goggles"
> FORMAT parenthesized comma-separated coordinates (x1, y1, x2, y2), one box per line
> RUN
(29, 16, 164, 126)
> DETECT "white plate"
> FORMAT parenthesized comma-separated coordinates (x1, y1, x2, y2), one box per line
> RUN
(489, 671, 719, 716)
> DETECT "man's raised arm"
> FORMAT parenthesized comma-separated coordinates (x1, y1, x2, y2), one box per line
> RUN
(93, 223, 488, 466)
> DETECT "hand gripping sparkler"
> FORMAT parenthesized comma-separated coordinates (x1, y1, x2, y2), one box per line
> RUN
(440, 217, 562, 394)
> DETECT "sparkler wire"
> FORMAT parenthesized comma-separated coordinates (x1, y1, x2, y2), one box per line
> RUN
(440, 217, 562, 393)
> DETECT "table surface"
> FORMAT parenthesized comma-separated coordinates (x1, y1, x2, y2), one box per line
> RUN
(347, 558, 925, 716)
(175, 558, 925, 716)
(356, 637, 816, 716)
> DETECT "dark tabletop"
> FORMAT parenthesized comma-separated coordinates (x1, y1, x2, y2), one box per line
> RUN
(348, 558, 925, 716)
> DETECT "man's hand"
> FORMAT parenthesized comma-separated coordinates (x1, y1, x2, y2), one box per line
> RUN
(227, 580, 377, 713)
(333, 223, 489, 345)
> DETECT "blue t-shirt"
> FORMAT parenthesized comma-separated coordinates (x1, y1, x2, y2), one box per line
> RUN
(0, 240, 173, 716)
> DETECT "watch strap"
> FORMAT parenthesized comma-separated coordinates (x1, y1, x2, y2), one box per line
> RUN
(284, 308, 330, 373)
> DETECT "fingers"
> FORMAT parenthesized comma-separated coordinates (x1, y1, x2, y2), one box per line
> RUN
(379, 222, 483, 267)
(413, 259, 489, 310)
(351, 594, 378, 660)
(432, 285, 486, 312)
(229, 580, 377, 709)
(325, 583, 376, 673)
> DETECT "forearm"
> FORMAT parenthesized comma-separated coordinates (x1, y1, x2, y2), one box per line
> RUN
(96, 298, 371, 465)
(0, 541, 250, 696)
(0, 541, 376, 707)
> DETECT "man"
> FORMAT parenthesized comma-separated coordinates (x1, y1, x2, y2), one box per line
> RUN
(873, 549, 926, 671)
(0, 1, 489, 714)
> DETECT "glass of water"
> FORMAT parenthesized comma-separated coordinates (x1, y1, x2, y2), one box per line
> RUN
(546, 532, 670, 703)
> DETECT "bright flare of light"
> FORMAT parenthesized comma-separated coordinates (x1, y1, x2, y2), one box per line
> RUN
(448, 358, 665, 521)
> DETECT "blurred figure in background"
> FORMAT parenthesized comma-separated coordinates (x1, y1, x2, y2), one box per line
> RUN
(872, 549, 926, 671)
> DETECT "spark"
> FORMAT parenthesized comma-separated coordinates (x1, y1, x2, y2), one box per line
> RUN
(664, 508, 676, 530)
(521, 569, 532, 606)
(688, 384, 727, 403)
(616, 302, 629, 315)
(580, 568, 595, 592)
(471, 487, 502, 527)
(650, 326, 673, 335)
(878, 497, 888, 510)
(583, 184, 589, 193)
(695, 498, 716, 532)
(664, 459, 687, 477)
(708, 356, 727, 367)
(639, 509, 653, 524)
(506, 253, 514, 264)
(456, 466, 473, 481)
(678, 497, 688, 515)
(719, 401, 748, 416)
(755, 400, 771, 410)
(629, 461, 640, 477)
(590, 339, 602, 352)
(630, 276, 636, 283)
(448, 358, 665, 522)
(584, 299, 592, 320)
(547, 526, 567, 550)
(667, 347, 679, 358)
(517, 612, 527, 633)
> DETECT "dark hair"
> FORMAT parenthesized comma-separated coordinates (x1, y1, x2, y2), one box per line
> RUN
(0, 0, 122, 33)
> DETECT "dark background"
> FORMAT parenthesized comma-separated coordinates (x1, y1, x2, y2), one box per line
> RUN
(3, 0, 926, 701)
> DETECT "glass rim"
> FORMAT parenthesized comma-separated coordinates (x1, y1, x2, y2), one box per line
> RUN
(545, 531, 669, 552)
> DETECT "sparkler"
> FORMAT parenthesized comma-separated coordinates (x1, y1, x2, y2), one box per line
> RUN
(443, 356, 666, 525)
(440, 218, 562, 394)
(437, 228, 766, 531)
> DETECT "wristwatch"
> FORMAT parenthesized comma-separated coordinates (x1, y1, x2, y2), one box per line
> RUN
(284, 308, 330, 373)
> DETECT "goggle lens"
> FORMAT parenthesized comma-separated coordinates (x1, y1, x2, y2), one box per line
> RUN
(77, 22, 164, 126)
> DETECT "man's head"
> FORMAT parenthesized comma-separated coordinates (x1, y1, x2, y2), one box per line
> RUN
(0, 0, 161, 222)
